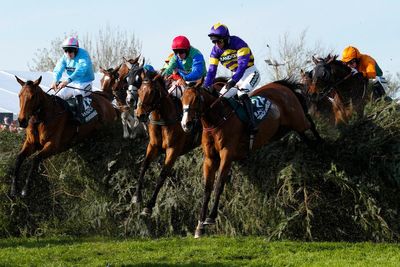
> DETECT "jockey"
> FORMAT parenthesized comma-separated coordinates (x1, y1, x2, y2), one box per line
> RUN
(51, 37, 95, 104)
(162, 35, 207, 98)
(341, 46, 389, 100)
(204, 22, 260, 136)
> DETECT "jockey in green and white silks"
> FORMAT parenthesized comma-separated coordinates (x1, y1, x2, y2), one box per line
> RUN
(52, 37, 95, 100)
(162, 35, 207, 98)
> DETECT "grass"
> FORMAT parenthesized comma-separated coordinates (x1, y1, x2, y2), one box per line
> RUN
(0, 236, 399, 266)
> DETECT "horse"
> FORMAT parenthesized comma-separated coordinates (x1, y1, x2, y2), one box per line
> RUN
(99, 55, 148, 137)
(180, 80, 322, 238)
(133, 70, 202, 216)
(300, 69, 335, 125)
(308, 55, 368, 125)
(12, 76, 118, 197)
(99, 64, 147, 139)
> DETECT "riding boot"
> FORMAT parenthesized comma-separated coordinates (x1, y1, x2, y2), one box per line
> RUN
(373, 82, 386, 99)
(240, 94, 257, 135)
(75, 95, 84, 124)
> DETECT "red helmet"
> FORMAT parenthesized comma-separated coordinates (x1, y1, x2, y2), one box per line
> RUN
(171, 36, 190, 50)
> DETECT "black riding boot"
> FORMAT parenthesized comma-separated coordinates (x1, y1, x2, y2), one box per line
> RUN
(240, 94, 257, 135)
(373, 81, 386, 99)
(75, 95, 84, 124)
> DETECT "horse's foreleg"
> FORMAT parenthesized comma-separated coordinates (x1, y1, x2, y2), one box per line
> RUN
(141, 148, 178, 216)
(133, 144, 158, 204)
(195, 156, 218, 238)
(11, 142, 36, 197)
(121, 112, 130, 139)
(21, 142, 55, 197)
(206, 152, 232, 225)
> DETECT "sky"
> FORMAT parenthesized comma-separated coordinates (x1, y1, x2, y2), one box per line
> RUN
(1, 0, 399, 79)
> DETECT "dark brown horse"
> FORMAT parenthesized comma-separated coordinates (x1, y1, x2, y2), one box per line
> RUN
(134, 71, 202, 216)
(180, 80, 322, 238)
(300, 69, 335, 125)
(308, 55, 368, 125)
(12, 76, 118, 197)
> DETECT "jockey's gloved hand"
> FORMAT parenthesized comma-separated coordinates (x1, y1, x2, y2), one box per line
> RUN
(225, 79, 236, 90)
(350, 68, 358, 75)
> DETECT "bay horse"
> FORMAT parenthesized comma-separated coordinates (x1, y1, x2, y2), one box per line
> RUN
(134, 70, 202, 216)
(180, 80, 322, 238)
(99, 64, 147, 139)
(12, 76, 118, 197)
(308, 55, 368, 125)
(300, 69, 335, 124)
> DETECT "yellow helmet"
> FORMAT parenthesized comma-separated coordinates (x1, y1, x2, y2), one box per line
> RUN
(342, 46, 361, 63)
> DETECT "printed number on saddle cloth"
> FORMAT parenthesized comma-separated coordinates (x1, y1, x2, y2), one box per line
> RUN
(82, 97, 98, 122)
(251, 96, 272, 121)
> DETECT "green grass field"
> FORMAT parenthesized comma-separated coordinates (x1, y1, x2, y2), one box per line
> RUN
(0, 236, 399, 266)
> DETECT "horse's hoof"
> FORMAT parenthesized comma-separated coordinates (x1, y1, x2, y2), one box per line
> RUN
(140, 207, 152, 217)
(194, 227, 205, 239)
(204, 217, 216, 225)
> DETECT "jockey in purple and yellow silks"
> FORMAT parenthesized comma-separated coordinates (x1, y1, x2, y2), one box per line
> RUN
(204, 22, 260, 135)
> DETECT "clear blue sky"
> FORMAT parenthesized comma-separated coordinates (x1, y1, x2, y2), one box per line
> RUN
(1, 0, 399, 78)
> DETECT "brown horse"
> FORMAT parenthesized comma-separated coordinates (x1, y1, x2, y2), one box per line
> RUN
(308, 55, 368, 125)
(134, 71, 202, 216)
(300, 69, 335, 125)
(99, 55, 147, 137)
(99, 64, 147, 139)
(12, 76, 118, 197)
(180, 80, 322, 238)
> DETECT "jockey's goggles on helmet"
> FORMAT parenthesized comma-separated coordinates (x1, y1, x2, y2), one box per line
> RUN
(212, 39, 224, 44)
(173, 49, 186, 55)
(63, 48, 76, 53)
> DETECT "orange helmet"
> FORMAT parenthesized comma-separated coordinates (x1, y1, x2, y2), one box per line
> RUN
(342, 46, 361, 63)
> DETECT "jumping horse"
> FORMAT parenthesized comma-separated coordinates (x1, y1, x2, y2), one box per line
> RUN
(180, 79, 322, 238)
(12, 76, 118, 197)
(134, 71, 202, 216)
(308, 55, 368, 125)
(99, 55, 147, 138)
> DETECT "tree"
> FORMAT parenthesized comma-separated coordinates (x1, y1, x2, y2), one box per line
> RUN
(29, 25, 142, 72)
(264, 30, 332, 81)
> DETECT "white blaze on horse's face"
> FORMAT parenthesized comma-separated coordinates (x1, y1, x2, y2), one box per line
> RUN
(181, 104, 190, 132)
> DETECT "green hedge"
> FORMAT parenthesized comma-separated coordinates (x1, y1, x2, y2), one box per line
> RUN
(0, 100, 399, 241)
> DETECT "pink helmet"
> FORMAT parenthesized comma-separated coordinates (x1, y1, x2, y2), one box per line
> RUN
(62, 37, 79, 49)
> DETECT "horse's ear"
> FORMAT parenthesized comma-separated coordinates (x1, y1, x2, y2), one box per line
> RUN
(326, 54, 335, 64)
(125, 61, 132, 70)
(152, 73, 161, 81)
(33, 76, 42, 86)
(99, 67, 106, 74)
(122, 57, 127, 63)
(15, 76, 25, 86)
(132, 54, 141, 65)
(300, 69, 305, 75)
(140, 57, 145, 68)
(312, 56, 319, 65)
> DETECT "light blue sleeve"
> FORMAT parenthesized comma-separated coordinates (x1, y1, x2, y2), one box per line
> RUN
(53, 56, 66, 82)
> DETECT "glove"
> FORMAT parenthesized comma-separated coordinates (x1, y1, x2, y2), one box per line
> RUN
(350, 68, 358, 75)
(225, 79, 236, 90)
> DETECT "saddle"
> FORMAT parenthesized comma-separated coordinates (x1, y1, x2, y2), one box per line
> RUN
(225, 95, 272, 125)
(61, 95, 98, 124)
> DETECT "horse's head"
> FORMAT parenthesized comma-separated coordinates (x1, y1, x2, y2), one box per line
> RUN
(125, 66, 146, 108)
(309, 54, 351, 99)
(136, 71, 165, 122)
(16, 76, 43, 128)
(181, 81, 203, 133)
(100, 67, 120, 94)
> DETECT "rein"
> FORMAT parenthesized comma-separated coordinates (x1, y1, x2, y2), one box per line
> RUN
(317, 72, 353, 101)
